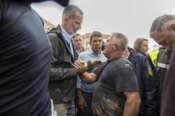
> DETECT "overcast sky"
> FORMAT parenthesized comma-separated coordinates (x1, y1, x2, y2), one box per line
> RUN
(31, 0, 175, 47)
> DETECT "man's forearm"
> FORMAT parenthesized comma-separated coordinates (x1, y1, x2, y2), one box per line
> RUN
(50, 67, 77, 81)
(80, 72, 96, 83)
(123, 97, 140, 116)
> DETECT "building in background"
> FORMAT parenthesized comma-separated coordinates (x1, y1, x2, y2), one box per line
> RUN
(44, 19, 56, 32)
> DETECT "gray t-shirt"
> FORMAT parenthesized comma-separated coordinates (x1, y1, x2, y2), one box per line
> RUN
(92, 58, 139, 116)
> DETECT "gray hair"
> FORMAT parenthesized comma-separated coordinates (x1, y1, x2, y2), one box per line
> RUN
(111, 32, 128, 51)
(150, 14, 175, 33)
(73, 33, 81, 39)
(134, 38, 148, 52)
(63, 5, 83, 19)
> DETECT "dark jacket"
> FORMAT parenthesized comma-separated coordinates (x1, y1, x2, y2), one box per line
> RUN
(157, 47, 171, 92)
(48, 25, 78, 104)
(153, 47, 171, 116)
(0, 1, 51, 115)
(161, 50, 175, 116)
(128, 48, 159, 116)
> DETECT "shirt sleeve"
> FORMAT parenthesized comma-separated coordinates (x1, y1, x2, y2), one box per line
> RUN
(76, 76, 82, 89)
(114, 64, 139, 93)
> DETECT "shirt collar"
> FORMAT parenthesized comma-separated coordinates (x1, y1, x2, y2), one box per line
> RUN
(89, 49, 102, 56)
(60, 26, 73, 43)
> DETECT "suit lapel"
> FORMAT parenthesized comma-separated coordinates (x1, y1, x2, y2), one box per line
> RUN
(72, 40, 78, 60)
(56, 26, 76, 61)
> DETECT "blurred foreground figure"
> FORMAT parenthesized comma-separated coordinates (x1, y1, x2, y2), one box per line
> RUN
(150, 14, 175, 116)
(0, 0, 69, 116)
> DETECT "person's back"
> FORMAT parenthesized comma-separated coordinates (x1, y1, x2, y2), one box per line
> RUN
(0, 1, 51, 115)
(128, 48, 159, 116)
(129, 53, 147, 116)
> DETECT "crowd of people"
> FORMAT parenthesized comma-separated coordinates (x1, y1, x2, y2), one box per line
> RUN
(0, 1, 175, 116)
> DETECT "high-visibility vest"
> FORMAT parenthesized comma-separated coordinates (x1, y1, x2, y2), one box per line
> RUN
(148, 49, 159, 67)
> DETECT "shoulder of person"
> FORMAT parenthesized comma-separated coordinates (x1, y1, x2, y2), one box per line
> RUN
(112, 58, 133, 70)
(48, 27, 65, 43)
(79, 50, 91, 57)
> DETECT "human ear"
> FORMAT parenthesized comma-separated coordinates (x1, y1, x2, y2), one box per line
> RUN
(169, 23, 175, 31)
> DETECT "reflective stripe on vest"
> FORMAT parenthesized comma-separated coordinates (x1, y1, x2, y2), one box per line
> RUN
(157, 62, 169, 69)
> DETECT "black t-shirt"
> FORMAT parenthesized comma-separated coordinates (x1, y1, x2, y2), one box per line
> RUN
(0, 1, 51, 116)
(92, 58, 139, 116)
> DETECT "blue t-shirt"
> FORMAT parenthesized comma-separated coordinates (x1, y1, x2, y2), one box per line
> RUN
(77, 50, 107, 93)
(0, 1, 51, 116)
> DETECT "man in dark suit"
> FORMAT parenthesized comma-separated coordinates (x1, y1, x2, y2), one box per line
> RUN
(48, 5, 84, 116)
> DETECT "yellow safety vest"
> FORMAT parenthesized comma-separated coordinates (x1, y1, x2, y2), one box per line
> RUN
(148, 49, 159, 67)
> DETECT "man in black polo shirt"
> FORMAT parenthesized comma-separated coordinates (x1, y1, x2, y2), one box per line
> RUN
(92, 33, 140, 116)
(76, 33, 141, 116)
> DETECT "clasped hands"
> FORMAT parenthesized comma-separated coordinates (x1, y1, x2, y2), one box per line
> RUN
(72, 59, 87, 75)
(72, 59, 101, 82)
